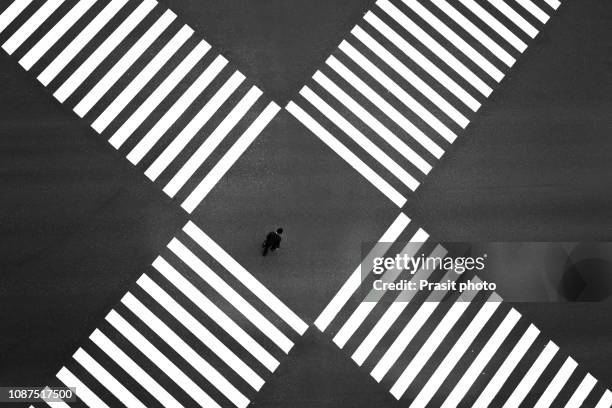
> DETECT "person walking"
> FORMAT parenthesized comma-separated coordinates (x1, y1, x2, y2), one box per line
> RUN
(262, 228, 283, 256)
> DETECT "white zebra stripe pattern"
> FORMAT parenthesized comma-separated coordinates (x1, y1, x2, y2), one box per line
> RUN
(49, 220, 306, 408)
(0, 0, 279, 215)
(288, 0, 559, 207)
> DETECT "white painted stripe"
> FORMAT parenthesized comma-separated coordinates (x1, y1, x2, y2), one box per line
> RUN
(20, 0, 97, 70)
(378, 0, 492, 96)
(340, 40, 458, 143)
(457, 0, 527, 52)
(109, 40, 209, 148)
(74, 10, 175, 117)
(533, 357, 577, 408)
(515, 0, 549, 23)
(301, 86, 420, 191)
(54, 0, 156, 103)
(402, 0, 504, 81)
(440, 309, 521, 408)
(145, 71, 244, 180)
(137, 274, 265, 390)
(38, 0, 129, 86)
(472, 324, 540, 408)
(314, 213, 410, 331)
(183, 101, 280, 212)
(502, 341, 559, 408)
(371, 302, 438, 382)
(333, 232, 428, 348)
(543, 0, 561, 11)
(168, 238, 294, 353)
(106, 309, 220, 408)
(286, 101, 407, 206)
(364, 11, 480, 111)
(408, 299, 502, 406)
(73, 348, 146, 408)
(91, 25, 192, 133)
(2, 0, 66, 55)
(565, 374, 597, 408)
(487, 0, 538, 37)
(0, 0, 34, 35)
(90, 329, 183, 408)
(153, 256, 280, 371)
(127, 55, 227, 164)
(164, 86, 261, 197)
(352, 25, 469, 127)
(327, 55, 444, 159)
(352, 245, 447, 366)
(596, 390, 612, 408)
(57, 366, 109, 408)
(122, 293, 249, 408)
(313, 71, 432, 174)
(429, 0, 515, 67)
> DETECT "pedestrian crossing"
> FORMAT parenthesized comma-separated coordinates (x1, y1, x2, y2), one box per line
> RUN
(45, 220, 306, 408)
(315, 212, 612, 407)
(0, 0, 279, 215)
(288, 0, 560, 207)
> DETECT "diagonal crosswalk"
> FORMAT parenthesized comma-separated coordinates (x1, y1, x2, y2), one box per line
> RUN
(48, 220, 306, 408)
(288, 0, 560, 207)
(0, 0, 279, 215)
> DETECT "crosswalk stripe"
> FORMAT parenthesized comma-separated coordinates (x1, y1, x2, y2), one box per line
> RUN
(352, 244, 447, 366)
(19, 0, 98, 71)
(38, 0, 129, 86)
(286, 101, 407, 206)
(327, 55, 444, 159)
(89, 329, 183, 408)
(457, 0, 527, 52)
(183, 101, 281, 212)
(314, 213, 410, 331)
(168, 237, 294, 353)
(54, 0, 156, 103)
(164, 86, 261, 198)
(340, 40, 457, 144)
(91, 24, 193, 133)
(122, 292, 250, 408)
(57, 366, 109, 408)
(74, 9, 176, 117)
(515, 0, 550, 23)
(2, 0, 66, 55)
(408, 295, 502, 406)
(440, 308, 521, 408)
(152, 256, 280, 371)
(127, 54, 228, 164)
(472, 324, 540, 408)
(533, 357, 577, 408)
(565, 374, 597, 408)
(363, 10, 481, 111)
(377, 0, 492, 97)
(333, 231, 428, 349)
(428, 0, 515, 67)
(106, 309, 220, 408)
(543, 0, 561, 11)
(595, 390, 612, 408)
(401, 0, 504, 82)
(0, 0, 34, 35)
(352, 25, 470, 127)
(109, 39, 210, 148)
(136, 274, 265, 390)
(301, 85, 420, 191)
(73, 348, 147, 408)
(145, 70, 244, 181)
(391, 285, 484, 399)
(487, 0, 538, 38)
(313, 71, 432, 174)
(502, 341, 559, 408)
